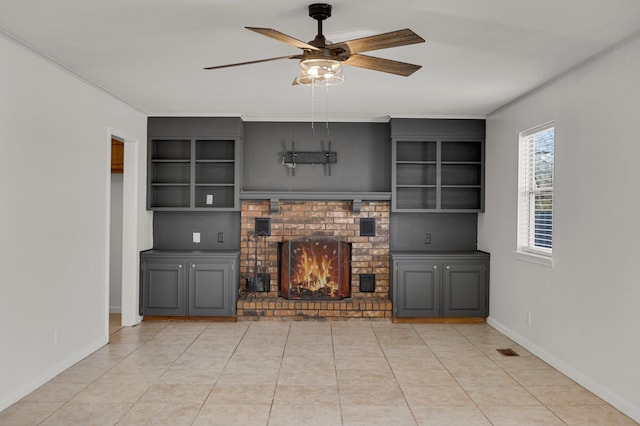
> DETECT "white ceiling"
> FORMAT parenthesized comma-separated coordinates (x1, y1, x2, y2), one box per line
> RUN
(1, 0, 640, 121)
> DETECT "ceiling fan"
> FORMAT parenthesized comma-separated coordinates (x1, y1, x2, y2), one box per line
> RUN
(204, 3, 425, 85)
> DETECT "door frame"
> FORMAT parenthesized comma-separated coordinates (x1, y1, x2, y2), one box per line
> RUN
(106, 127, 143, 329)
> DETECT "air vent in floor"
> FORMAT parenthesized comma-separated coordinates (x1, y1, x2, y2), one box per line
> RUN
(497, 348, 520, 356)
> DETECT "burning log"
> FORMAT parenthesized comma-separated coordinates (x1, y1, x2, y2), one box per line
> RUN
(280, 239, 351, 300)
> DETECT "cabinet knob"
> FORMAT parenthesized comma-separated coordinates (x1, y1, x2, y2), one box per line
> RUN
(178, 265, 182, 268)
(192, 264, 196, 267)
(433, 265, 437, 269)
(446, 265, 450, 270)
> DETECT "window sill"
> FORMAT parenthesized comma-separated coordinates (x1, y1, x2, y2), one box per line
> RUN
(513, 250, 555, 268)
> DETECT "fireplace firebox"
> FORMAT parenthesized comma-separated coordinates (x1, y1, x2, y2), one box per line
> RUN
(279, 239, 351, 300)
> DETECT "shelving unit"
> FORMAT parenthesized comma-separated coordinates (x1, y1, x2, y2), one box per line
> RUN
(392, 139, 484, 212)
(147, 138, 241, 211)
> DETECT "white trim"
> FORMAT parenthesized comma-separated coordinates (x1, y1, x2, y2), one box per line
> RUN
(518, 124, 554, 255)
(520, 121, 555, 137)
(513, 250, 555, 267)
(106, 127, 143, 329)
(487, 317, 640, 423)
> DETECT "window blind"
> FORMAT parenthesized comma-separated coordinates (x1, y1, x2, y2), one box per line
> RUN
(519, 124, 554, 254)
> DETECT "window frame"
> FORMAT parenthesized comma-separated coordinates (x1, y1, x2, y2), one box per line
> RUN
(517, 122, 554, 263)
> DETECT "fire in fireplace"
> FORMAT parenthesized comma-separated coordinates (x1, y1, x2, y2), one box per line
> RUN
(279, 238, 351, 300)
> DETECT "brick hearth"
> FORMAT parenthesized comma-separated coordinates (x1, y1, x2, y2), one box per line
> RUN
(237, 296, 392, 319)
(239, 199, 391, 320)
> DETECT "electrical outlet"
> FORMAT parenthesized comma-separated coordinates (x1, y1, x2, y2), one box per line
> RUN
(193, 232, 200, 243)
(527, 311, 532, 326)
(206, 194, 213, 205)
(217, 232, 224, 243)
(424, 233, 431, 244)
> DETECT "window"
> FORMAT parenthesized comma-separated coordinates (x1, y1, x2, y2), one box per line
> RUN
(518, 123, 554, 257)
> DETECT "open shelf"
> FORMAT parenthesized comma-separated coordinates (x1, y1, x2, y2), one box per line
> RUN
(149, 186, 190, 209)
(396, 141, 437, 162)
(151, 139, 191, 161)
(151, 162, 190, 185)
(441, 164, 482, 186)
(393, 139, 484, 212)
(396, 163, 437, 186)
(441, 141, 482, 163)
(148, 138, 240, 211)
(196, 139, 235, 161)
(396, 187, 437, 210)
(195, 186, 235, 208)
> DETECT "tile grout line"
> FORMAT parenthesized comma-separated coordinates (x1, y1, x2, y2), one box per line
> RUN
(187, 321, 252, 425)
(371, 323, 420, 426)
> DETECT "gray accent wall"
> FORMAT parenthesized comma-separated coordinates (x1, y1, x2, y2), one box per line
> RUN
(148, 116, 243, 137)
(390, 118, 485, 138)
(153, 211, 241, 250)
(390, 213, 478, 252)
(242, 121, 390, 192)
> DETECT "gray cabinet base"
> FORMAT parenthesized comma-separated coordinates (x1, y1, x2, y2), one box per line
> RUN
(391, 251, 489, 318)
(140, 250, 239, 317)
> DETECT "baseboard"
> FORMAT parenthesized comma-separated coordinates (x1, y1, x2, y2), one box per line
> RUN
(142, 315, 237, 322)
(392, 317, 486, 324)
(487, 317, 640, 423)
(109, 306, 122, 314)
(0, 334, 108, 412)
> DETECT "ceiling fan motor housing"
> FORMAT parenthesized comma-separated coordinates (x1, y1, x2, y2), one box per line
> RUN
(308, 3, 332, 21)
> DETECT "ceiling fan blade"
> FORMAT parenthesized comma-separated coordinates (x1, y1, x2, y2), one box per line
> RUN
(246, 27, 320, 51)
(204, 55, 300, 70)
(331, 29, 424, 55)
(344, 54, 422, 77)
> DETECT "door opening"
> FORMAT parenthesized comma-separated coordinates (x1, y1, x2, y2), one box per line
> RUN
(109, 138, 124, 335)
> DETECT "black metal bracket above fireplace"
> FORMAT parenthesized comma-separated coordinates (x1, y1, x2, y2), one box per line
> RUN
(282, 141, 336, 176)
(282, 150, 337, 165)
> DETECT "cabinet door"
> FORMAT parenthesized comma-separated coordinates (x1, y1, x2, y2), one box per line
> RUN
(442, 262, 487, 317)
(142, 261, 187, 316)
(395, 262, 441, 317)
(188, 261, 232, 316)
(111, 139, 124, 173)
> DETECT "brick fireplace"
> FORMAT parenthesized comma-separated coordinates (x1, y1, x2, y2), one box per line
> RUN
(238, 199, 391, 319)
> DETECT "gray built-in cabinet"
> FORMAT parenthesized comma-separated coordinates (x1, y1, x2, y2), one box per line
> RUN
(147, 118, 242, 211)
(140, 250, 239, 317)
(391, 252, 489, 317)
(144, 117, 489, 318)
(390, 118, 485, 212)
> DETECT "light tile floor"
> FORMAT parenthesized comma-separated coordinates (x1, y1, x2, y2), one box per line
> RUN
(1, 320, 637, 425)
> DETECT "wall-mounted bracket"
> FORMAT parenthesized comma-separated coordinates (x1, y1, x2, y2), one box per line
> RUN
(282, 151, 337, 164)
(282, 141, 336, 176)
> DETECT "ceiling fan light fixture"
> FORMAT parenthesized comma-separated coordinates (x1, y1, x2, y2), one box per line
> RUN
(296, 58, 344, 86)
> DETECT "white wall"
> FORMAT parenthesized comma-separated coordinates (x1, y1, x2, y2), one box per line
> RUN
(0, 34, 152, 410)
(479, 36, 640, 420)
(109, 174, 123, 313)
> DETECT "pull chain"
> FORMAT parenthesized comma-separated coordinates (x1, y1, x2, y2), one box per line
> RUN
(325, 84, 330, 136)
(311, 79, 315, 136)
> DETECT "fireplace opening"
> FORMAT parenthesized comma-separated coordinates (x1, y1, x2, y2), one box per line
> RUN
(279, 238, 351, 300)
